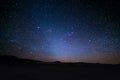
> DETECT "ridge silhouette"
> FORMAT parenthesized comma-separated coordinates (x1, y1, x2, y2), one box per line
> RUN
(0, 55, 120, 80)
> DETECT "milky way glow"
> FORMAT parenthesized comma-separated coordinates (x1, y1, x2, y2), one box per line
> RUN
(0, 0, 120, 64)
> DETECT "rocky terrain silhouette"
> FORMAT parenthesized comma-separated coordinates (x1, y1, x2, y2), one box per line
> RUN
(0, 55, 120, 80)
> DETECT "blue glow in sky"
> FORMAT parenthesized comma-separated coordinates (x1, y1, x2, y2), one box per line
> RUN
(0, 0, 120, 64)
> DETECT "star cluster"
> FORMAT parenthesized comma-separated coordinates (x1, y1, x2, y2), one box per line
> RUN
(0, 0, 120, 64)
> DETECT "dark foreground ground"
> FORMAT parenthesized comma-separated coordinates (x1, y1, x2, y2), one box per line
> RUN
(0, 56, 120, 80)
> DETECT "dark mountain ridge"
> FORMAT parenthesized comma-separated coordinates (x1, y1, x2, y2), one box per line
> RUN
(0, 55, 120, 80)
(0, 55, 120, 66)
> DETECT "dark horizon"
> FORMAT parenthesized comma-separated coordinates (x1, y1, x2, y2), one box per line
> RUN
(0, 54, 120, 80)
(0, 55, 120, 65)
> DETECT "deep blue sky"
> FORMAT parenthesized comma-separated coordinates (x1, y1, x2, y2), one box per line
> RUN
(0, 0, 120, 64)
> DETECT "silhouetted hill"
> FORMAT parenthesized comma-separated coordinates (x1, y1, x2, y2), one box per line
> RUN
(0, 55, 120, 66)
(0, 55, 45, 65)
(0, 55, 120, 80)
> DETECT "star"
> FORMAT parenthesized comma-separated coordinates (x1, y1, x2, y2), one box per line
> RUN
(88, 39, 92, 42)
(10, 39, 17, 43)
(0, 0, 120, 64)
(67, 31, 74, 37)
(30, 51, 33, 54)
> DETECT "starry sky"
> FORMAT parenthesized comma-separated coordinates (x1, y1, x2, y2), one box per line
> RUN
(0, 0, 120, 64)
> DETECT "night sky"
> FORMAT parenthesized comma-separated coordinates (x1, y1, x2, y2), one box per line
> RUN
(0, 0, 120, 64)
